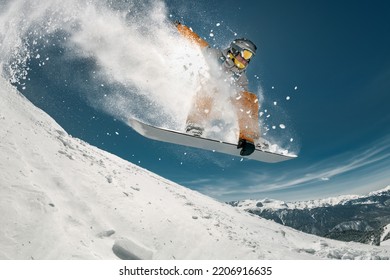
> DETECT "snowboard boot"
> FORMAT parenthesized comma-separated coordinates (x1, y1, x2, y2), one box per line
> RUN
(237, 138, 255, 156)
(185, 123, 204, 137)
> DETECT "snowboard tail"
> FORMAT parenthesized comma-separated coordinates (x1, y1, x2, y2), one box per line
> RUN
(128, 118, 296, 163)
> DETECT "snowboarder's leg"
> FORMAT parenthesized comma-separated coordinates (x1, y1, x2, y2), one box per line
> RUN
(233, 91, 260, 156)
(186, 92, 214, 136)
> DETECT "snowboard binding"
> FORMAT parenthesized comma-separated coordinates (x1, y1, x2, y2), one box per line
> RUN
(237, 139, 255, 156)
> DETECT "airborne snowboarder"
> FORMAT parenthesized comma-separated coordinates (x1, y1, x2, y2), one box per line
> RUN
(175, 22, 260, 156)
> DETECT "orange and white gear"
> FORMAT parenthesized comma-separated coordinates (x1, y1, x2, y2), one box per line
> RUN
(175, 22, 260, 155)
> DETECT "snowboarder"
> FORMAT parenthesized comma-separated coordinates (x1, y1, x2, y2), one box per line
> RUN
(175, 22, 260, 156)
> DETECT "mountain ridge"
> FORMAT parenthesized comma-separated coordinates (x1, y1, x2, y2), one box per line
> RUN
(230, 186, 390, 246)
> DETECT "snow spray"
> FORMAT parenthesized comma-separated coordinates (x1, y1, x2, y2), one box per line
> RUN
(0, 0, 297, 154)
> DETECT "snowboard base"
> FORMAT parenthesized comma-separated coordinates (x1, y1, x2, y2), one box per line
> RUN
(128, 119, 296, 163)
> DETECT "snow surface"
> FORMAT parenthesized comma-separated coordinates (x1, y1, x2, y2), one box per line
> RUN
(1, 77, 389, 260)
(381, 224, 390, 244)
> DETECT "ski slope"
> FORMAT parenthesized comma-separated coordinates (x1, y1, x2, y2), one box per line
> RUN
(1, 77, 389, 260)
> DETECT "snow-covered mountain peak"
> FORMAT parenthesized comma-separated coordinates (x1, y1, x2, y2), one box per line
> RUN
(369, 185, 390, 196)
(233, 186, 390, 211)
(1, 77, 389, 259)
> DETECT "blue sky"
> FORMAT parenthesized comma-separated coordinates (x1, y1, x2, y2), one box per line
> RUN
(8, 0, 390, 202)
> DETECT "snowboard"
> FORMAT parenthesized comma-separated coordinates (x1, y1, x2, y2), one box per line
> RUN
(128, 118, 296, 163)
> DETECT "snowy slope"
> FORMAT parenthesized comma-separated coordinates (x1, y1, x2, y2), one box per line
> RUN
(1, 78, 389, 260)
(381, 224, 390, 244)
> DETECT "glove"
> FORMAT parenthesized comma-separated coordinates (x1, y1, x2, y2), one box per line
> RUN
(237, 139, 255, 156)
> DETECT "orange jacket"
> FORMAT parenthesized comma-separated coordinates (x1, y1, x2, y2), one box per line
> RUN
(176, 22, 260, 142)
(176, 23, 209, 48)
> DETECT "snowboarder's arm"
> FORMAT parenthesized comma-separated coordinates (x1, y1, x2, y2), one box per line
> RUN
(175, 22, 209, 48)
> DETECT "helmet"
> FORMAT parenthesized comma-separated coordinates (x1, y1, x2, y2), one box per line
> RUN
(230, 38, 257, 56)
(228, 38, 257, 69)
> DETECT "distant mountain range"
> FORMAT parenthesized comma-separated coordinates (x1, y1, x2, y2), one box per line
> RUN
(229, 186, 390, 246)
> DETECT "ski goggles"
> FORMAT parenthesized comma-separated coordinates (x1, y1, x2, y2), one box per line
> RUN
(230, 48, 254, 69)
(241, 49, 254, 60)
(232, 48, 254, 61)
(230, 50, 253, 69)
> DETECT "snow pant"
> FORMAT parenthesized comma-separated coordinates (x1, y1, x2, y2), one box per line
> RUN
(186, 91, 260, 143)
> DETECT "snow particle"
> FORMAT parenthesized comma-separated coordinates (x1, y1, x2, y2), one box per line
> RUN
(216, 23, 221, 27)
(279, 124, 286, 129)
(286, 96, 291, 100)
(294, 86, 298, 90)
